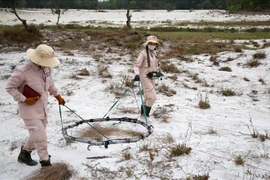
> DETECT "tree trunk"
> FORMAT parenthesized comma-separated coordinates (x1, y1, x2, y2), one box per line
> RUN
(126, 0, 132, 29)
(11, 0, 29, 31)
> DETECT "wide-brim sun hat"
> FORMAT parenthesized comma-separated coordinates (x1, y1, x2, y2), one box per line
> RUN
(143, 35, 161, 47)
(26, 44, 60, 67)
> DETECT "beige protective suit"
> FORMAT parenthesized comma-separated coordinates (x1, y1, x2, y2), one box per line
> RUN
(6, 61, 59, 161)
(134, 48, 159, 107)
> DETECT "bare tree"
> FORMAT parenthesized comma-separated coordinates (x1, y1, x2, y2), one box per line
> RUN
(126, 0, 132, 29)
(51, 8, 61, 26)
(10, 0, 29, 30)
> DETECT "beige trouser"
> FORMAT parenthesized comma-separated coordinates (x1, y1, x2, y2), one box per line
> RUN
(22, 119, 49, 161)
(141, 76, 157, 107)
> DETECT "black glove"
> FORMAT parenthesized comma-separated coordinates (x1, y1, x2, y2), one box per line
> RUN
(134, 75, 140, 81)
(147, 72, 153, 78)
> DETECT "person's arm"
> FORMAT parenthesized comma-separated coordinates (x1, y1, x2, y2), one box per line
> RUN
(134, 51, 145, 75)
(47, 69, 65, 105)
(6, 69, 26, 102)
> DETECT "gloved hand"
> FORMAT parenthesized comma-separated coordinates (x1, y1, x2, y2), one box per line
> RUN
(147, 72, 153, 78)
(55, 94, 65, 105)
(24, 97, 39, 105)
(134, 75, 140, 81)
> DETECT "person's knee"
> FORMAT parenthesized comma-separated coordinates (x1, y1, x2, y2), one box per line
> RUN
(149, 94, 157, 103)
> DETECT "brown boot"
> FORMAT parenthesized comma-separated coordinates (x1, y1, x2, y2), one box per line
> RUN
(40, 155, 52, 167)
(17, 146, 38, 166)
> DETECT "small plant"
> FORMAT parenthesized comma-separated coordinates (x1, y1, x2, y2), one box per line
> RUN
(139, 144, 152, 152)
(199, 100, 210, 109)
(191, 74, 203, 83)
(9, 141, 19, 151)
(219, 66, 232, 72)
(157, 84, 176, 97)
(247, 118, 258, 138)
(243, 77, 250, 81)
(168, 75, 178, 81)
(98, 65, 112, 78)
(209, 55, 219, 66)
(170, 144, 192, 157)
(122, 76, 134, 88)
(226, 57, 234, 62)
(198, 93, 210, 109)
(259, 134, 267, 142)
(234, 45, 242, 52)
(78, 68, 90, 76)
(160, 61, 180, 73)
(253, 51, 266, 59)
(65, 139, 75, 146)
(207, 127, 217, 134)
(259, 77, 266, 85)
(250, 41, 260, 47)
(187, 174, 210, 180)
(65, 89, 74, 96)
(262, 42, 270, 48)
(221, 89, 236, 96)
(234, 155, 245, 165)
(149, 151, 154, 161)
(125, 168, 133, 178)
(251, 90, 258, 95)
(123, 151, 133, 160)
(245, 59, 261, 68)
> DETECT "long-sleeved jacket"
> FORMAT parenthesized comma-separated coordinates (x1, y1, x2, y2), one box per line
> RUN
(6, 61, 59, 119)
(134, 49, 159, 77)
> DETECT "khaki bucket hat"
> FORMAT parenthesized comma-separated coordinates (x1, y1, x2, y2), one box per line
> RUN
(143, 35, 161, 47)
(26, 44, 60, 67)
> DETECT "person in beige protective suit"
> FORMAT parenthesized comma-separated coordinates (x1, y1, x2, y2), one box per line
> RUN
(6, 44, 65, 167)
(134, 35, 162, 123)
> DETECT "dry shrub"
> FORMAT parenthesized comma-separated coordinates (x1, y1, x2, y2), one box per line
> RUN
(170, 144, 192, 157)
(221, 89, 236, 96)
(164, 40, 230, 58)
(157, 84, 176, 96)
(3, 25, 42, 43)
(233, 45, 243, 52)
(80, 124, 143, 141)
(199, 100, 210, 109)
(253, 51, 266, 59)
(245, 59, 261, 68)
(25, 163, 74, 180)
(160, 61, 180, 73)
(77, 68, 90, 76)
(209, 55, 219, 66)
(262, 42, 270, 48)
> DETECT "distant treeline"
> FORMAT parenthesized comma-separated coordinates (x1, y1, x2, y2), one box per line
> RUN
(0, 0, 269, 11)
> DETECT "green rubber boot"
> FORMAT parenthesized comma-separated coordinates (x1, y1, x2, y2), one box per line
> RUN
(18, 147, 38, 166)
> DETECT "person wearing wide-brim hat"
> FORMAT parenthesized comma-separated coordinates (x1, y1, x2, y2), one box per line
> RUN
(134, 35, 162, 124)
(6, 44, 65, 167)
